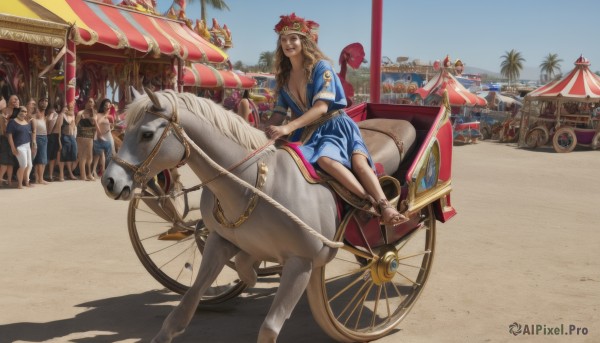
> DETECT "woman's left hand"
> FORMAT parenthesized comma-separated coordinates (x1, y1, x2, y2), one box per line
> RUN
(265, 124, 291, 140)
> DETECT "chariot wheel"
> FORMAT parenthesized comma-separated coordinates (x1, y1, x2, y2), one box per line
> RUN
(306, 205, 436, 342)
(525, 126, 549, 148)
(128, 192, 246, 302)
(552, 126, 577, 153)
(128, 168, 281, 298)
(591, 132, 600, 150)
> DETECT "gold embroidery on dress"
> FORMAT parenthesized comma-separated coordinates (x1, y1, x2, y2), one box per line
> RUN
(323, 70, 332, 89)
(313, 91, 335, 104)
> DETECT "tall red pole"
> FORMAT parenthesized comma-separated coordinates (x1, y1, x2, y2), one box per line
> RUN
(370, 0, 382, 103)
(65, 35, 76, 113)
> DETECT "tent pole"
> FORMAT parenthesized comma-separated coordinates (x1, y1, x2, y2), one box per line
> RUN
(65, 32, 76, 114)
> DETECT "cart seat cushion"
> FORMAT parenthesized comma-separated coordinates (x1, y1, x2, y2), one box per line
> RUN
(358, 119, 416, 176)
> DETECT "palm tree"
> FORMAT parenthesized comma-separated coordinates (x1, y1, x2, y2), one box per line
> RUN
(500, 49, 525, 87)
(187, 0, 230, 23)
(258, 51, 275, 72)
(233, 60, 245, 71)
(539, 53, 562, 83)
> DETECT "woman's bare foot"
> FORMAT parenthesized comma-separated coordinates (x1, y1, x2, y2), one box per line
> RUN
(378, 199, 407, 227)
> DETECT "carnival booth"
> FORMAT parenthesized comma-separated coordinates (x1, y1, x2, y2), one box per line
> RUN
(415, 56, 487, 143)
(1, 0, 229, 113)
(519, 55, 600, 152)
(0, 3, 70, 105)
(475, 91, 522, 140)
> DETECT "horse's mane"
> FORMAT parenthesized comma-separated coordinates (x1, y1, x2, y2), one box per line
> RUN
(125, 90, 269, 151)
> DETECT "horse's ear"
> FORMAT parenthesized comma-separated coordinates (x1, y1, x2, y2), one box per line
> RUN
(130, 86, 142, 99)
(144, 87, 162, 110)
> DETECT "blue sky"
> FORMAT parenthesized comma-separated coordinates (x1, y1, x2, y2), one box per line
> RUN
(157, 0, 600, 79)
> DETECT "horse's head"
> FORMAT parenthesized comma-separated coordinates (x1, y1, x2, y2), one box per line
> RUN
(102, 89, 189, 200)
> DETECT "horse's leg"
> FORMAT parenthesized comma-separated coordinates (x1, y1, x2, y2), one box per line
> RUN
(234, 251, 258, 288)
(258, 256, 312, 343)
(152, 233, 239, 343)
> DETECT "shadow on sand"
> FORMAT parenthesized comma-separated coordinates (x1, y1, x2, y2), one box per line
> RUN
(0, 284, 336, 343)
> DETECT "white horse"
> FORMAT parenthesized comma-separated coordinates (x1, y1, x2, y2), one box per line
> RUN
(102, 89, 342, 342)
(101, 89, 435, 342)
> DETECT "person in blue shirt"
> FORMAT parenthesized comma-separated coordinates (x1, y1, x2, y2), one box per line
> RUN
(264, 13, 405, 226)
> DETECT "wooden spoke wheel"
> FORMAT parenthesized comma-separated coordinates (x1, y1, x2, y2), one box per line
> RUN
(128, 192, 246, 302)
(127, 168, 281, 299)
(552, 126, 577, 153)
(525, 126, 549, 148)
(307, 205, 436, 342)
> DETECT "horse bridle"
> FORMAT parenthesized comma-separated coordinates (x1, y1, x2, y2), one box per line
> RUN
(111, 107, 191, 185)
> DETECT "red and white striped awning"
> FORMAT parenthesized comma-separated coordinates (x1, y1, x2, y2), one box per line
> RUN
(33, 0, 228, 63)
(416, 68, 486, 106)
(527, 55, 600, 101)
(183, 64, 256, 89)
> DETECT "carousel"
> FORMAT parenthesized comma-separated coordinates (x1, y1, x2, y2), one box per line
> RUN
(415, 56, 487, 144)
(519, 55, 600, 152)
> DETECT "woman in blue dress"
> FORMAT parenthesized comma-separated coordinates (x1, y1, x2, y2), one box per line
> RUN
(264, 13, 405, 226)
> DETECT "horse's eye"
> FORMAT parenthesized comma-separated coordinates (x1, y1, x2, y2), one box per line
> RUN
(141, 131, 154, 140)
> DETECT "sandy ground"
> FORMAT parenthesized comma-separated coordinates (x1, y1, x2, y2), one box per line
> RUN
(0, 141, 598, 343)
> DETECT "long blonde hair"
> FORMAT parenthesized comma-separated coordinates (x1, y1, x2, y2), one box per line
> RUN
(273, 35, 331, 92)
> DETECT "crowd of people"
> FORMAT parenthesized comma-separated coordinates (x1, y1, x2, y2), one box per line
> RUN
(0, 94, 116, 189)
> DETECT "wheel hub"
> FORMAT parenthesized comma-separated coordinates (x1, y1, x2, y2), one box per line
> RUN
(371, 249, 399, 285)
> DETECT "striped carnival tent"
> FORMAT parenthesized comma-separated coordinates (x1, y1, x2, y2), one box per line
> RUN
(526, 55, 600, 102)
(182, 63, 256, 89)
(55, 0, 227, 63)
(416, 67, 487, 107)
(0, 0, 228, 63)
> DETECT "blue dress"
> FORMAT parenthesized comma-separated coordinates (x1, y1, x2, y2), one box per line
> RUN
(273, 60, 373, 170)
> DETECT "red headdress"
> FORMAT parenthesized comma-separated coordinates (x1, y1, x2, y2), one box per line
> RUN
(274, 13, 319, 43)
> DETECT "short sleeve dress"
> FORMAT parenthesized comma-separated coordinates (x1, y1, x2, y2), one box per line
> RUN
(273, 60, 373, 170)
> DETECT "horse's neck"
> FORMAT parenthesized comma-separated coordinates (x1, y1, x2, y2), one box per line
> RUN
(181, 114, 252, 165)
(180, 115, 263, 202)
